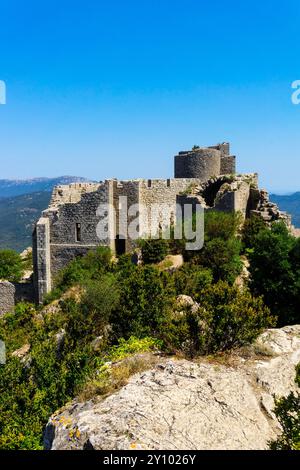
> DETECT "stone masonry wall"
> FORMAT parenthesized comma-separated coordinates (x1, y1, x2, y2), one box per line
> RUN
(174, 149, 221, 180)
(0, 282, 15, 316)
(33, 217, 51, 303)
(220, 155, 236, 175)
(48, 181, 113, 281)
(139, 178, 202, 238)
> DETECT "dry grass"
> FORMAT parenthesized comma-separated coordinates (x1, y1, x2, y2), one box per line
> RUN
(78, 352, 160, 402)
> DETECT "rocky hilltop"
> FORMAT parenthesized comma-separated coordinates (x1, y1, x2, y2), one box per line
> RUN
(44, 325, 300, 450)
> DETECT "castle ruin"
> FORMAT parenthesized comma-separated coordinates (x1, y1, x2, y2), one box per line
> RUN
(30, 142, 291, 304)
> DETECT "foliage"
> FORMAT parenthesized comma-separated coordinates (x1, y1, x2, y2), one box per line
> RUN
(162, 282, 275, 356)
(195, 237, 243, 284)
(204, 210, 242, 242)
(0, 249, 24, 282)
(248, 222, 300, 325)
(80, 275, 120, 336)
(45, 246, 113, 302)
(173, 264, 213, 298)
(241, 214, 267, 250)
(107, 336, 162, 362)
(270, 364, 300, 450)
(179, 211, 243, 284)
(111, 264, 174, 338)
(139, 238, 169, 264)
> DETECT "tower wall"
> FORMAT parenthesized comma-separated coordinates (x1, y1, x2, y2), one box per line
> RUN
(174, 148, 221, 180)
(220, 155, 236, 174)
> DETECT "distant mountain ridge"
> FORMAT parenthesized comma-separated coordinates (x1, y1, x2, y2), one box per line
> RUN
(270, 192, 300, 228)
(0, 176, 90, 199)
(0, 176, 93, 252)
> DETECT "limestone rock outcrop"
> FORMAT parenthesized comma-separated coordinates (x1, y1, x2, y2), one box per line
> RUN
(44, 325, 300, 450)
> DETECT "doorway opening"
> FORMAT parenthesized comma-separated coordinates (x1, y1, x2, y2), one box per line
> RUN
(115, 235, 126, 255)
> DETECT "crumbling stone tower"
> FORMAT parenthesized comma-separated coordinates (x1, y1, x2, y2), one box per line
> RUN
(174, 143, 236, 179)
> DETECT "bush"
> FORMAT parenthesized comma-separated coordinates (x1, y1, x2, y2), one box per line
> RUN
(173, 264, 213, 298)
(195, 237, 243, 284)
(270, 364, 300, 450)
(47, 247, 113, 302)
(204, 211, 242, 242)
(80, 275, 120, 335)
(112, 265, 174, 338)
(139, 238, 169, 264)
(0, 249, 24, 282)
(162, 282, 275, 356)
(248, 222, 299, 325)
(241, 214, 267, 250)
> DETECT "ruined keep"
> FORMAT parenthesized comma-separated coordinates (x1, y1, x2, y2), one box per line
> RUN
(28, 142, 291, 303)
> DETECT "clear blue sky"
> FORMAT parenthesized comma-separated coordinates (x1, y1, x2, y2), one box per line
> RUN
(0, 0, 299, 193)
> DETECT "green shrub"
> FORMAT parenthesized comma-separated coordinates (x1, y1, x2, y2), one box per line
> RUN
(195, 237, 243, 284)
(46, 247, 113, 302)
(248, 222, 299, 325)
(204, 211, 242, 242)
(139, 238, 169, 264)
(173, 264, 213, 298)
(270, 364, 300, 450)
(0, 249, 24, 282)
(241, 214, 267, 250)
(80, 275, 120, 335)
(162, 282, 275, 356)
(112, 265, 174, 338)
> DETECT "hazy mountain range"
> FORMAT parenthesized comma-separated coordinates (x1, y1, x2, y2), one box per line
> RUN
(270, 193, 300, 229)
(0, 176, 89, 199)
(0, 177, 91, 252)
(0, 178, 299, 252)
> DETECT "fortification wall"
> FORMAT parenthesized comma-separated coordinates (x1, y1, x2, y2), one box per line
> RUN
(139, 178, 201, 237)
(48, 181, 113, 280)
(33, 217, 51, 303)
(113, 180, 140, 251)
(0, 282, 15, 316)
(0, 281, 34, 316)
(50, 182, 102, 207)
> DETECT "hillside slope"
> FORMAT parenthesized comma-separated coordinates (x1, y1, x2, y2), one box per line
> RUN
(0, 176, 95, 251)
(0, 191, 51, 251)
(271, 192, 300, 228)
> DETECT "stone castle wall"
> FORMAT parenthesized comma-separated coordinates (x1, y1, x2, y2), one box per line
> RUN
(0, 282, 15, 316)
(0, 281, 34, 316)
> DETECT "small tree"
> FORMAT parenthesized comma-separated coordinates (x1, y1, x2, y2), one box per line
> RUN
(241, 214, 267, 250)
(0, 249, 23, 282)
(139, 238, 169, 264)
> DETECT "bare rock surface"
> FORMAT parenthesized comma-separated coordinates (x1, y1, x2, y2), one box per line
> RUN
(44, 325, 300, 450)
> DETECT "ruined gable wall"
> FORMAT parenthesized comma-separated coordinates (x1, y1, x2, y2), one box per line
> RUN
(48, 181, 112, 280)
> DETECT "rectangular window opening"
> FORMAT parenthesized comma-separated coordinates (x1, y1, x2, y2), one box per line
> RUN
(75, 223, 82, 242)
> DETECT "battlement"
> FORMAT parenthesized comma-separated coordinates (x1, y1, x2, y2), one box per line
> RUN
(50, 182, 104, 207)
